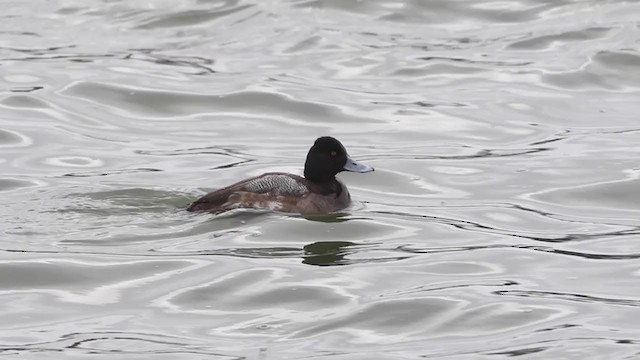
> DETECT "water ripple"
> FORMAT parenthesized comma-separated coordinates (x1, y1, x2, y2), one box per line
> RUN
(496, 290, 640, 307)
(2, 0, 640, 358)
(0, 331, 242, 358)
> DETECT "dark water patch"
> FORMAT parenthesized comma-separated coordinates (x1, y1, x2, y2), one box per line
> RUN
(61, 167, 162, 178)
(0, 128, 31, 147)
(486, 346, 548, 357)
(417, 56, 532, 67)
(135, 145, 251, 157)
(209, 158, 255, 170)
(481, 337, 640, 359)
(495, 290, 640, 307)
(361, 146, 552, 161)
(371, 100, 470, 109)
(295, 0, 564, 24)
(135, 145, 255, 169)
(529, 136, 567, 146)
(0, 178, 40, 192)
(535, 323, 579, 333)
(9, 86, 43, 93)
(0, 95, 50, 108)
(542, 247, 640, 261)
(183, 246, 303, 259)
(3, 53, 118, 63)
(543, 51, 640, 90)
(0, 331, 240, 358)
(508, 27, 612, 50)
(0, 44, 77, 55)
(379, 280, 518, 299)
(136, 4, 255, 29)
(0, 31, 39, 37)
(124, 52, 217, 75)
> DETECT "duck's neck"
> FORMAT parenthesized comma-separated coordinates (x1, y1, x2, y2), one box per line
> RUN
(305, 176, 343, 197)
(303, 167, 336, 183)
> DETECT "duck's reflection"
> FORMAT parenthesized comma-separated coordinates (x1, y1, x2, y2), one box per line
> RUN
(302, 241, 356, 266)
(301, 213, 351, 223)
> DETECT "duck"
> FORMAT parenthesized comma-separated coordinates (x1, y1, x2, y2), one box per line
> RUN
(187, 136, 374, 214)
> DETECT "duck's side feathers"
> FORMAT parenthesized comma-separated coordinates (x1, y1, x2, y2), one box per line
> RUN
(186, 173, 310, 212)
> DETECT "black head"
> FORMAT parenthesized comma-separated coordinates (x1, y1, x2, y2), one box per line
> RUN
(304, 136, 374, 182)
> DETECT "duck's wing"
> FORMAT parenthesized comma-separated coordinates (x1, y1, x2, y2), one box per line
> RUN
(241, 173, 309, 196)
(186, 173, 308, 212)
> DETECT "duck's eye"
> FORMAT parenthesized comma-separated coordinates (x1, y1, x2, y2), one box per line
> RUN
(330, 151, 337, 157)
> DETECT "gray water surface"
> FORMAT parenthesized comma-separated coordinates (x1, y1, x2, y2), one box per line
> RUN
(2, 0, 640, 359)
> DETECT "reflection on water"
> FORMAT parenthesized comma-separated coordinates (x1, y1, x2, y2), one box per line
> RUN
(2, 0, 640, 358)
(303, 241, 356, 266)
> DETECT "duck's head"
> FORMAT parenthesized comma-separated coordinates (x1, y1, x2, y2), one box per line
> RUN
(304, 136, 374, 182)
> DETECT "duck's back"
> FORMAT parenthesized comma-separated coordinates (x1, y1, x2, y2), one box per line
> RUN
(242, 173, 309, 196)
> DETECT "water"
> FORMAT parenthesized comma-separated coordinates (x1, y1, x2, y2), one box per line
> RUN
(2, 0, 640, 358)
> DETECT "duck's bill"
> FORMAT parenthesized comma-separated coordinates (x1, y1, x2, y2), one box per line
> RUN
(343, 156, 374, 173)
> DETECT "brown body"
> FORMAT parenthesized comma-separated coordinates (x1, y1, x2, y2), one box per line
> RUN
(187, 172, 351, 215)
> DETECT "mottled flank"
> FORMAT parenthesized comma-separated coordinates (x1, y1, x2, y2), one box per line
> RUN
(244, 174, 309, 196)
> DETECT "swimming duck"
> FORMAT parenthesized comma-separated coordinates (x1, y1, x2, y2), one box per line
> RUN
(187, 136, 373, 214)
